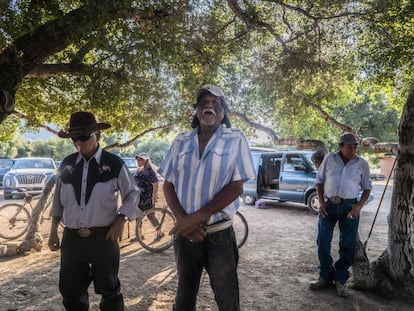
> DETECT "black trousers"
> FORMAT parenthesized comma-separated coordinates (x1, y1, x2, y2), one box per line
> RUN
(173, 227, 240, 311)
(59, 227, 124, 311)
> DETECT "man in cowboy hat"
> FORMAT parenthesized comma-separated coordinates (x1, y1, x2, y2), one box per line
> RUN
(159, 85, 256, 310)
(48, 111, 141, 311)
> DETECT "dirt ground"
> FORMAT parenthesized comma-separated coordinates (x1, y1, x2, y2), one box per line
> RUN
(1, 180, 413, 311)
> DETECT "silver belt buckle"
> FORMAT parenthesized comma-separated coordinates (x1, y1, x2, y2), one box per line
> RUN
(330, 196, 342, 204)
(77, 228, 91, 237)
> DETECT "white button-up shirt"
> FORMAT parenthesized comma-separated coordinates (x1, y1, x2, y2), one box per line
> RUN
(50, 147, 140, 228)
(316, 151, 372, 199)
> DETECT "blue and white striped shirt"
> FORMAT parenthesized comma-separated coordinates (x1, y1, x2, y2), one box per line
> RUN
(158, 127, 256, 224)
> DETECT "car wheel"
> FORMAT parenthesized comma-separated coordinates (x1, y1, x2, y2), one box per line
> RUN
(307, 192, 319, 215)
(242, 195, 256, 205)
(3, 193, 12, 200)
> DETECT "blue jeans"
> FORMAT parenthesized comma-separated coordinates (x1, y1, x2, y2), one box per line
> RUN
(317, 199, 359, 284)
(173, 227, 239, 311)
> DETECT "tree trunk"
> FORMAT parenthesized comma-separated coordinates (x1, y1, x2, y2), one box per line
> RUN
(352, 81, 414, 301)
(18, 176, 56, 254)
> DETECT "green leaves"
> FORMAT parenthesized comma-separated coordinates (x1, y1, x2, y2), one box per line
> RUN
(0, 0, 410, 147)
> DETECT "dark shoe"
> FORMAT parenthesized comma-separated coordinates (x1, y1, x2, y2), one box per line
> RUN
(335, 282, 350, 298)
(309, 278, 334, 290)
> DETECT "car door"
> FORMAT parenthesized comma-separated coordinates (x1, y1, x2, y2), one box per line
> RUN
(242, 152, 262, 201)
(279, 153, 313, 203)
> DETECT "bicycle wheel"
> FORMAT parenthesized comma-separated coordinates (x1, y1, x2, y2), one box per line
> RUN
(135, 207, 176, 253)
(0, 204, 31, 240)
(233, 211, 248, 249)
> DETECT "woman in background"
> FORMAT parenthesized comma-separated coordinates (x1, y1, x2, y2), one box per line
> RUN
(134, 152, 162, 238)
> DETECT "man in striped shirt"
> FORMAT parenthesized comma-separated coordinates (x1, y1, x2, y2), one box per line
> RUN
(159, 85, 256, 311)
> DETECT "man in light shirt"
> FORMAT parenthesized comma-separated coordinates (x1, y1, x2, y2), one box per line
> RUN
(159, 85, 256, 311)
(48, 111, 141, 311)
(309, 132, 372, 298)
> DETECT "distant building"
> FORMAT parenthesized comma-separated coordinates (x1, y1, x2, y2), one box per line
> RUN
(380, 155, 396, 178)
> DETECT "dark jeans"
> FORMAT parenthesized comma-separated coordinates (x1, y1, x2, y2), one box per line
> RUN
(317, 199, 359, 284)
(59, 227, 124, 311)
(173, 227, 240, 311)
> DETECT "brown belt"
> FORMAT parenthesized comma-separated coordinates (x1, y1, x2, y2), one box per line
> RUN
(66, 226, 110, 238)
(328, 196, 343, 204)
(327, 196, 357, 205)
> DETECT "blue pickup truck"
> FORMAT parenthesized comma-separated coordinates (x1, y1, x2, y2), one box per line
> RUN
(242, 150, 373, 214)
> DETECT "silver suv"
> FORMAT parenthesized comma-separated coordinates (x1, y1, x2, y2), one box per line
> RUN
(0, 158, 13, 188)
(3, 157, 57, 199)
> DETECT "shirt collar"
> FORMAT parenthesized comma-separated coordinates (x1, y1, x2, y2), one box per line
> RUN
(75, 145, 103, 165)
(334, 150, 360, 162)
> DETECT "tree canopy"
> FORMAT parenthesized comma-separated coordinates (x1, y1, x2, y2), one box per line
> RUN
(0, 0, 411, 145)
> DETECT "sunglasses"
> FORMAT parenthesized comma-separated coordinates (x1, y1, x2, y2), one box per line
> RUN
(71, 132, 94, 142)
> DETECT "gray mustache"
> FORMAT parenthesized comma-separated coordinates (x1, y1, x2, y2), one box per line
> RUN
(202, 108, 216, 116)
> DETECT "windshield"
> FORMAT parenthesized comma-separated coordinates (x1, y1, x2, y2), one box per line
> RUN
(123, 158, 137, 169)
(303, 153, 317, 171)
(13, 159, 55, 169)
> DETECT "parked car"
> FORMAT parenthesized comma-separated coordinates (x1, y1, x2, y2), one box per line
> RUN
(0, 158, 13, 188)
(242, 150, 373, 214)
(370, 172, 386, 180)
(2, 157, 57, 199)
(122, 157, 137, 175)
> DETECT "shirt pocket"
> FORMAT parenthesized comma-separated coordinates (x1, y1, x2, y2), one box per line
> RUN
(210, 148, 231, 172)
(176, 150, 193, 173)
(349, 168, 363, 181)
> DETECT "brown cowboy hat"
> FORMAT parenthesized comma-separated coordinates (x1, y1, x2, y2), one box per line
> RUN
(58, 111, 111, 138)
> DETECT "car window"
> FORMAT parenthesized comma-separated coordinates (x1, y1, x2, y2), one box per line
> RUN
(303, 153, 316, 171)
(283, 154, 306, 172)
(0, 159, 12, 169)
(250, 152, 262, 173)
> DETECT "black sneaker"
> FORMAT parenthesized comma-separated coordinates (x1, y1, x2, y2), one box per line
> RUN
(309, 278, 334, 290)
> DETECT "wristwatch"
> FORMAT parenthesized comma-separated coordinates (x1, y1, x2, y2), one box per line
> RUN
(118, 213, 129, 221)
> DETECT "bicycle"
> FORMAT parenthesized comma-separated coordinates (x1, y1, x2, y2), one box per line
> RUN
(0, 192, 54, 240)
(135, 204, 249, 253)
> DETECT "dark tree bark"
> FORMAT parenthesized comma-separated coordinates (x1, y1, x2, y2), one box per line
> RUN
(352, 81, 414, 301)
(18, 176, 56, 254)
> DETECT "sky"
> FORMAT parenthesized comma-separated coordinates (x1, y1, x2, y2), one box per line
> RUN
(22, 128, 54, 141)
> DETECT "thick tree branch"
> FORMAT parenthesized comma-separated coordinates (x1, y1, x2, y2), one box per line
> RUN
(306, 101, 355, 133)
(12, 111, 60, 136)
(230, 111, 279, 141)
(266, 0, 368, 20)
(230, 110, 328, 167)
(227, 0, 286, 46)
(104, 124, 173, 150)
(73, 45, 92, 64)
